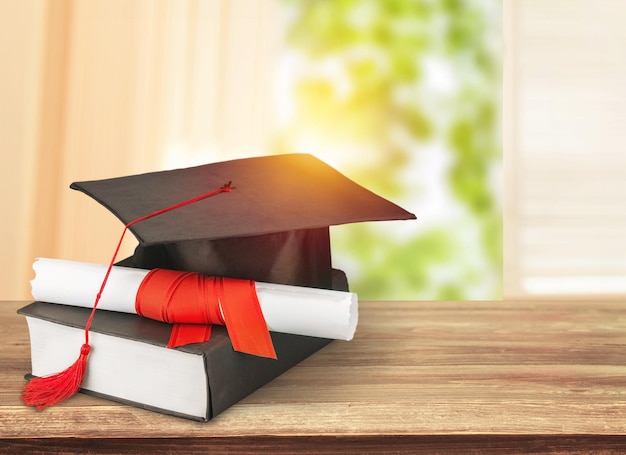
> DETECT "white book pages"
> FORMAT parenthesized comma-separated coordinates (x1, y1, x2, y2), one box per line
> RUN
(25, 316, 209, 419)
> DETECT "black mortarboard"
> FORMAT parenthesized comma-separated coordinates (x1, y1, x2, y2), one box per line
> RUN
(70, 153, 416, 290)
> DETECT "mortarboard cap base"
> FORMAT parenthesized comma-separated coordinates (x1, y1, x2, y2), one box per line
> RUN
(130, 227, 333, 289)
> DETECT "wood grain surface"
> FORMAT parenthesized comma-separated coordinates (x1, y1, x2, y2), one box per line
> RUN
(2, 299, 626, 453)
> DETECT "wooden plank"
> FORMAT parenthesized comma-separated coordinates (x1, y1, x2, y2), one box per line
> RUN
(2, 299, 626, 452)
(3, 435, 626, 455)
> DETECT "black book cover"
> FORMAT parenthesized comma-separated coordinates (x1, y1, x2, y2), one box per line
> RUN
(18, 300, 331, 421)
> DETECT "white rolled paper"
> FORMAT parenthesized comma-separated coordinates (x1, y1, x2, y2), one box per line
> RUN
(31, 258, 358, 341)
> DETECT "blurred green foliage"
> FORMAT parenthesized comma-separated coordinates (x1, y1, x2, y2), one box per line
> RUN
(275, 0, 501, 299)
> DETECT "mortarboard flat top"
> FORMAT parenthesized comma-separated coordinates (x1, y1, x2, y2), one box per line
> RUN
(70, 153, 416, 246)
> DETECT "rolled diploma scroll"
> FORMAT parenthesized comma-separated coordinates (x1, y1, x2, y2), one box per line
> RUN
(31, 258, 358, 341)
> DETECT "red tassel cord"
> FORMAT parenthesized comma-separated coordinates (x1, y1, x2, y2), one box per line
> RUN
(22, 344, 90, 411)
(22, 183, 233, 410)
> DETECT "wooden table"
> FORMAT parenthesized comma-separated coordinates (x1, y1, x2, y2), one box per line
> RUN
(1, 299, 626, 453)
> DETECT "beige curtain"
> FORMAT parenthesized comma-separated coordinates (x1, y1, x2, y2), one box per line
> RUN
(1, 0, 280, 299)
(504, 0, 626, 298)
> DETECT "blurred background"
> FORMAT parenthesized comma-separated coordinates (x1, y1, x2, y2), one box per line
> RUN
(3, 1, 623, 302)
(1, 0, 502, 301)
(276, 0, 501, 300)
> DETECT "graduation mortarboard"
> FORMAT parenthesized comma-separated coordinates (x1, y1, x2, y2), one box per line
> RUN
(70, 153, 416, 290)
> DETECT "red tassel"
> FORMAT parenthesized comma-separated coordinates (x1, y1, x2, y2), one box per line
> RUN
(22, 344, 91, 411)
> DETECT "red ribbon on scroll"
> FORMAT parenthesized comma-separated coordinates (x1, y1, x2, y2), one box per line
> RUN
(135, 268, 276, 359)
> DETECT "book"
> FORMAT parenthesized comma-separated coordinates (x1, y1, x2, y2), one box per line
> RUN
(19, 300, 330, 421)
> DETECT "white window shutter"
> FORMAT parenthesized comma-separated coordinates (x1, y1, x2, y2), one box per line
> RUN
(505, 0, 626, 297)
